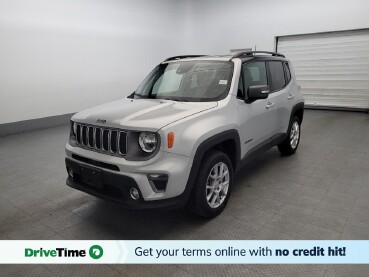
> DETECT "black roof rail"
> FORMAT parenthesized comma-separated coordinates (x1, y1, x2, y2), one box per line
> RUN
(163, 55, 207, 62)
(232, 51, 285, 59)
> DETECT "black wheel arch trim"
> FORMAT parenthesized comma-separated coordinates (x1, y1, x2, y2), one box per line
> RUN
(194, 129, 241, 170)
(277, 102, 304, 146)
(179, 129, 241, 206)
(291, 102, 305, 123)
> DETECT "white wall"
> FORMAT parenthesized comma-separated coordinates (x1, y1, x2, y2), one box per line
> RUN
(1, 0, 369, 124)
(0, 0, 190, 124)
(188, 0, 369, 54)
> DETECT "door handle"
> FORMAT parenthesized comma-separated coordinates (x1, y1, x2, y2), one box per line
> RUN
(288, 94, 294, 100)
(266, 102, 275, 109)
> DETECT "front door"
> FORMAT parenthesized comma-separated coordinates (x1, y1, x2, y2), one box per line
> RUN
(237, 61, 277, 157)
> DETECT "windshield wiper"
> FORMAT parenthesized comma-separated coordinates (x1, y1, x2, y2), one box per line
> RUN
(159, 98, 189, 102)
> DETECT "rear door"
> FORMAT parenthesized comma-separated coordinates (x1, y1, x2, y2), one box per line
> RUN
(267, 60, 292, 134)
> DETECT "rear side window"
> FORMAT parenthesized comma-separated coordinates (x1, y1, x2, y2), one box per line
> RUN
(242, 62, 268, 93)
(268, 61, 286, 91)
(284, 62, 291, 84)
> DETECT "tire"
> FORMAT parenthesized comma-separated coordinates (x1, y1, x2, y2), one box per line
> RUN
(187, 150, 233, 218)
(278, 115, 301, 156)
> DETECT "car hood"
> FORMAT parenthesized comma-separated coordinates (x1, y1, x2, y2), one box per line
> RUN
(72, 98, 218, 131)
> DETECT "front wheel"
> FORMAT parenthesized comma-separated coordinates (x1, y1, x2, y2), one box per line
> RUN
(278, 115, 301, 156)
(187, 150, 233, 218)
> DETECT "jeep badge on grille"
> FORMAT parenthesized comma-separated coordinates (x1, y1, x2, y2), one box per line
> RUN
(96, 119, 106, 124)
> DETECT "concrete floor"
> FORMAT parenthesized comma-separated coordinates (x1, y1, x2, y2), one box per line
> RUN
(1, 110, 369, 276)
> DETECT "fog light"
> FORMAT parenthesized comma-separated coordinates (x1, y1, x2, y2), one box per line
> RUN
(130, 188, 140, 200)
(148, 174, 168, 192)
(68, 168, 74, 178)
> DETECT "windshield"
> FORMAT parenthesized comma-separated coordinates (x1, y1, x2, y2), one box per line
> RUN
(134, 61, 233, 102)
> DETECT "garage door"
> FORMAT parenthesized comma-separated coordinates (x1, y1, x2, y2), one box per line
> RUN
(277, 29, 369, 110)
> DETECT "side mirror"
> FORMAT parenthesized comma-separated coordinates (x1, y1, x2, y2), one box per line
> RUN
(247, 85, 269, 101)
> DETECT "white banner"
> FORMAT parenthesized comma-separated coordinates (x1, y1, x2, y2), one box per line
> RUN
(0, 240, 368, 264)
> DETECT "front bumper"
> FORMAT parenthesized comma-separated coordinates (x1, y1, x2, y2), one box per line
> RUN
(66, 157, 191, 209)
(65, 143, 194, 209)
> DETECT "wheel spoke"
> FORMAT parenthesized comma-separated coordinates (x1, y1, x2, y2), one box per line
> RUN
(223, 170, 228, 178)
(221, 180, 229, 190)
(216, 193, 221, 204)
(211, 192, 218, 205)
(214, 165, 218, 178)
(219, 164, 224, 178)
(207, 190, 214, 201)
(210, 168, 218, 180)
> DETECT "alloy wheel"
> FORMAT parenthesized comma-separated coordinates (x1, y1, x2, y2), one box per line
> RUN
(290, 121, 300, 149)
(206, 162, 230, 209)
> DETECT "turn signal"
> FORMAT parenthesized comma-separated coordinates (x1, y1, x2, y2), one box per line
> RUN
(167, 132, 174, 148)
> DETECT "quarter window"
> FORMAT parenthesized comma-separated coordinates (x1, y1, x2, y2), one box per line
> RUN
(284, 62, 291, 84)
(268, 61, 286, 91)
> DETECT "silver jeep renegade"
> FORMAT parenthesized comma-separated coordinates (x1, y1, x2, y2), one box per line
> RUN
(65, 51, 304, 217)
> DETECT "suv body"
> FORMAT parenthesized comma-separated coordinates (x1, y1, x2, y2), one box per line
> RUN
(65, 51, 304, 217)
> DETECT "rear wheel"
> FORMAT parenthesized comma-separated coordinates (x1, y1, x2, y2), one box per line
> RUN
(187, 150, 233, 218)
(278, 115, 301, 155)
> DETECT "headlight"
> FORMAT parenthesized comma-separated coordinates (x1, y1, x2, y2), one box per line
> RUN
(138, 132, 158, 153)
(72, 122, 77, 136)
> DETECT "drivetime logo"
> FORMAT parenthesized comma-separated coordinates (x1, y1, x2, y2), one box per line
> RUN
(25, 245, 103, 259)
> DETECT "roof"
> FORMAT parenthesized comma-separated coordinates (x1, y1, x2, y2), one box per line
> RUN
(162, 51, 286, 63)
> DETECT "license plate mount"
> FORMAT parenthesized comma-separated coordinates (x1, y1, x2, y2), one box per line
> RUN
(81, 166, 103, 189)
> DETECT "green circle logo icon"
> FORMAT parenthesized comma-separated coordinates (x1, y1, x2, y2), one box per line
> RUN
(89, 245, 103, 259)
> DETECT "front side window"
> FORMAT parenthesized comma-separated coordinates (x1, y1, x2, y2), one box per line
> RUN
(242, 62, 268, 94)
(268, 61, 286, 91)
(135, 61, 233, 102)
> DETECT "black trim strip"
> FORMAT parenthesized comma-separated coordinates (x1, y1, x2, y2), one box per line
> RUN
(241, 133, 286, 166)
(71, 154, 120, 172)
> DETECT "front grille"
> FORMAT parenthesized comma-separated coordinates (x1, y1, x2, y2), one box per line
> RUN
(75, 123, 127, 156)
